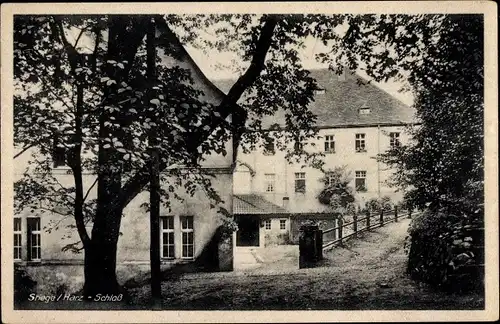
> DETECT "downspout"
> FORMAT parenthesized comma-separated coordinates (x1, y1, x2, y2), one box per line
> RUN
(284, 152, 288, 198)
(252, 147, 257, 193)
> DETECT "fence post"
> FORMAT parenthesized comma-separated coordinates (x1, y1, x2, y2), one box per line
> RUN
(366, 210, 371, 230)
(338, 218, 343, 245)
(353, 213, 358, 238)
(394, 206, 398, 222)
(380, 209, 384, 226)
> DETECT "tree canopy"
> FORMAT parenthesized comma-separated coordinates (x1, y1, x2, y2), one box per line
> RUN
(377, 15, 483, 214)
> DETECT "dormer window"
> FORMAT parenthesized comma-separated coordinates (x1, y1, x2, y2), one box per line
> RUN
(359, 108, 371, 115)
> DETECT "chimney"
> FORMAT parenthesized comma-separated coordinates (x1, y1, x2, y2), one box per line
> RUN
(282, 196, 290, 209)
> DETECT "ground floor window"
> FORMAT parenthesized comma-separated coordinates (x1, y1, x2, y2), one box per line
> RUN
(160, 216, 175, 259)
(14, 217, 22, 261)
(181, 216, 194, 259)
(279, 219, 287, 230)
(264, 219, 272, 230)
(27, 217, 41, 261)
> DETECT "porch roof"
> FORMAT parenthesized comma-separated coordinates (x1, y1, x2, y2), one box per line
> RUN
(233, 194, 289, 215)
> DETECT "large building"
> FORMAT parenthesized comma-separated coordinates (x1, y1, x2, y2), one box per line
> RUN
(13, 26, 235, 295)
(217, 68, 417, 248)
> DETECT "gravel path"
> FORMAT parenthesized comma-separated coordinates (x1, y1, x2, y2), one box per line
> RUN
(128, 218, 484, 310)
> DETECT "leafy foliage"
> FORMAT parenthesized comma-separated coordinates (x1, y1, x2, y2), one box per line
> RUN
(313, 14, 484, 291)
(376, 15, 483, 214)
(14, 266, 37, 303)
(14, 15, 237, 246)
(373, 15, 484, 291)
(365, 196, 393, 213)
(405, 207, 484, 292)
(317, 166, 355, 214)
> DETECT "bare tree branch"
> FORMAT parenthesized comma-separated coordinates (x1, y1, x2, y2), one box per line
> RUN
(14, 144, 36, 159)
(73, 27, 87, 48)
(83, 177, 98, 203)
(38, 207, 72, 218)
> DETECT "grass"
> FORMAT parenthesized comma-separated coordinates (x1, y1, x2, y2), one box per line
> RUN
(126, 218, 484, 310)
(17, 218, 484, 310)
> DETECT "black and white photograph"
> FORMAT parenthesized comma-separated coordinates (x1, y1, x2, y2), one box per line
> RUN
(1, 2, 498, 323)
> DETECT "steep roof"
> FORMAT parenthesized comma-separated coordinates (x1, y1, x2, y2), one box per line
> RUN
(212, 68, 417, 129)
(233, 194, 289, 215)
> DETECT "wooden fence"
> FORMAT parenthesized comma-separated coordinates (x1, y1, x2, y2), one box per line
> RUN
(322, 207, 417, 250)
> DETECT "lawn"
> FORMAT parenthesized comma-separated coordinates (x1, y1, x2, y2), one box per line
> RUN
(17, 218, 483, 310)
(125, 218, 484, 310)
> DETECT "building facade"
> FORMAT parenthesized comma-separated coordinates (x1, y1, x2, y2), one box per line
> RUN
(224, 69, 417, 247)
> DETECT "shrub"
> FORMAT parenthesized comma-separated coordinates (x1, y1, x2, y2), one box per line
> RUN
(406, 207, 484, 293)
(14, 266, 37, 303)
(277, 232, 293, 245)
(317, 166, 355, 214)
(365, 196, 393, 213)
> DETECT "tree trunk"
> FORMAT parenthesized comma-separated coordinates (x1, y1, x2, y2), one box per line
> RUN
(83, 207, 123, 297)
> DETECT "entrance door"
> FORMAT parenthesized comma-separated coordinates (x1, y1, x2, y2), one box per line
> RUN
(236, 215, 260, 246)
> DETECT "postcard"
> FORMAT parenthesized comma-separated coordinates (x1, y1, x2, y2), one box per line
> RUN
(1, 1, 498, 323)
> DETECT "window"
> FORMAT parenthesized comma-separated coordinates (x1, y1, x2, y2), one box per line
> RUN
(359, 108, 371, 115)
(355, 171, 367, 192)
(180, 216, 194, 259)
(160, 216, 175, 259)
(264, 219, 271, 230)
(279, 219, 287, 231)
(282, 196, 289, 208)
(324, 135, 335, 153)
(295, 172, 306, 193)
(52, 136, 65, 168)
(389, 132, 401, 148)
(314, 88, 325, 95)
(265, 173, 276, 192)
(14, 218, 22, 261)
(27, 217, 41, 261)
(263, 137, 275, 156)
(355, 133, 366, 152)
